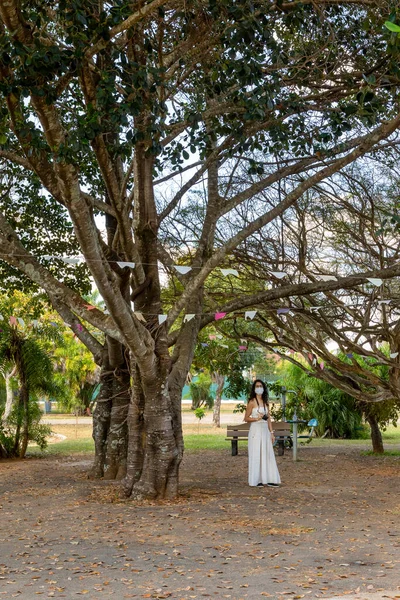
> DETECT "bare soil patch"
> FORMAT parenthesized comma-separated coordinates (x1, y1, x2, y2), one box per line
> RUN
(0, 444, 399, 600)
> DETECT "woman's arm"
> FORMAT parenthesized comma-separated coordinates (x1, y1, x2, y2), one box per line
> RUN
(244, 400, 260, 423)
(268, 412, 275, 440)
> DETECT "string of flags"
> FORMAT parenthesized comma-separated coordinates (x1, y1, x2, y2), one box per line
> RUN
(3, 251, 392, 285)
(2, 297, 399, 333)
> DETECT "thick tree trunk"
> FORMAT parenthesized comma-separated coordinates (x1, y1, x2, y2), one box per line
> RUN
(366, 414, 384, 454)
(123, 353, 180, 500)
(90, 340, 130, 480)
(18, 383, 29, 458)
(103, 363, 130, 480)
(89, 363, 113, 479)
(212, 373, 225, 428)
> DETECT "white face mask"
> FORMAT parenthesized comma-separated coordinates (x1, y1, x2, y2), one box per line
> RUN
(254, 387, 264, 395)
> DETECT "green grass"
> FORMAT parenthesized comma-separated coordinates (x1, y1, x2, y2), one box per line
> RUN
(27, 421, 400, 457)
(28, 438, 95, 456)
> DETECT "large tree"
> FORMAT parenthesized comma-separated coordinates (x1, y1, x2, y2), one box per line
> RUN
(1, 1, 400, 498)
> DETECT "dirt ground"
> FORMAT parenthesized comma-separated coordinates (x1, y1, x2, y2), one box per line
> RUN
(0, 444, 399, 600)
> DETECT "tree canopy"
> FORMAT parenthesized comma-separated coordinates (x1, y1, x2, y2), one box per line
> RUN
(1, 0, 400, 498)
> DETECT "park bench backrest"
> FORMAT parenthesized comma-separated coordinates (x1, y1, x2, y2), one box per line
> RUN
(226, 421, 291, 438)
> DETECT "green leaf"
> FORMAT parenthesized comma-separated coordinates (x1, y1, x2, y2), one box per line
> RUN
(384, 21, 400, 33)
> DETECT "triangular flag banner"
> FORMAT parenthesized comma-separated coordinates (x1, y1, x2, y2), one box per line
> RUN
(85, 304, 95, 310)
(277, 308, 290, 315)
(62, 257, 80, 265)
(134, 311, 146, 322)
(245, 310, 257, 320)
(270, 271, 287, 279)
(215, 312, 226, 320)
(216, 334, 223, 339)
(240, 338, 247, 344)
(367, 278, 383, 287)
(209, 335, 216, 340)
(32, 319, 39, 328)
(117, 261, 135, 269)
(76, 323, 83, 332)
(0, 314, 3, 321)
(174, 265, 192, 274)
(184, 314, 195, 322)
(239, 345, 247, 351)
(390, 352, 399, 359)
(17, 318, 25, 327)
(104, 309, 110, 315)
(42, 255, 56, 260)
(318, 275, 337, 281)
(220, 268, 239, 277)
(312, 358, 317, 366)
(9, 316, 17, 326)
(158, 314, 167, 325)
(346, 353, 353, 358)
(50, 322, 58, 327)
(310, 306, 323, 312)
(320, 362, 325, 370)
(378, 300, 391, 305)
(201, 343, 209, 347)
(221, 344, 229, 348)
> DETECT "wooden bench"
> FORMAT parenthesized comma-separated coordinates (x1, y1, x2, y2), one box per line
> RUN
(226, 421, 292, 457)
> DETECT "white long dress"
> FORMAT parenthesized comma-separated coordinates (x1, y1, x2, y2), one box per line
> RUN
(248, 405, 281, 487)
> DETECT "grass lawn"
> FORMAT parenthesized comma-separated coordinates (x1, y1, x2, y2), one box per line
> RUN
(28, 420, 400, 457)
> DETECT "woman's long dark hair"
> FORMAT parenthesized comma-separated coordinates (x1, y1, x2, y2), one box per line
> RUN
(249, 379, 269, 407)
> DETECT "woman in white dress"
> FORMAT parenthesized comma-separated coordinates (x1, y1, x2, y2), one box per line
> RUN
(244, 380, 281, 487)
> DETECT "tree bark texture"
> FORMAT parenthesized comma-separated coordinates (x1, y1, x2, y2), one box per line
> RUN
(366, 415, 384, 454)
(2, 369, 16, 423)
(212, 373, 225, 428)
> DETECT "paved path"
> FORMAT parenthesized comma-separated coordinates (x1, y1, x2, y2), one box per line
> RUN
(42, 411, 245, 426)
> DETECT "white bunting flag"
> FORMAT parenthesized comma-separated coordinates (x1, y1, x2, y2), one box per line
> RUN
(220, 344, 229, 348)
(220, 268, 239, 277)
(17, 318, 25, 327)
(378, 300, 391, 305)
(158, 314, 167, 325)
(32, 320, 39, 328)
(174, 265, 192, 275)
(216, 334, 223, 339)
(318, 275, 337, 281)
(134, 312, 146, 322)
(367, 278, 383, 287)
(62, 257, 81, 265)
(104, 309, 110, 315)
(42, 255, 56, 260)
(184, 314, 195, 322)
(390, 352, 399, 359)
(0, 314, 3, 321)
(270, 271, 287, 279)
(310, 306, 323, 312)
(117, 261, 135, 269)
(245, 310, 257, 320)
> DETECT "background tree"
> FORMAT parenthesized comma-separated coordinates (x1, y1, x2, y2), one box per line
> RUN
(1, 1, 400, 498)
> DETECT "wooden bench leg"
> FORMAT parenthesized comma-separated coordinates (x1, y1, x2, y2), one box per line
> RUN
(231, 439, 238, 456)
(277, 439, 284, 456)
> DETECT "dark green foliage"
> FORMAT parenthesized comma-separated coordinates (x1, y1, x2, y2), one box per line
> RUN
(189, 373, 214, 410)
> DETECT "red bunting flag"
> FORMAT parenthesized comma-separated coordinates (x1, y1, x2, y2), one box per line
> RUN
(215, 312, 226, 321)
